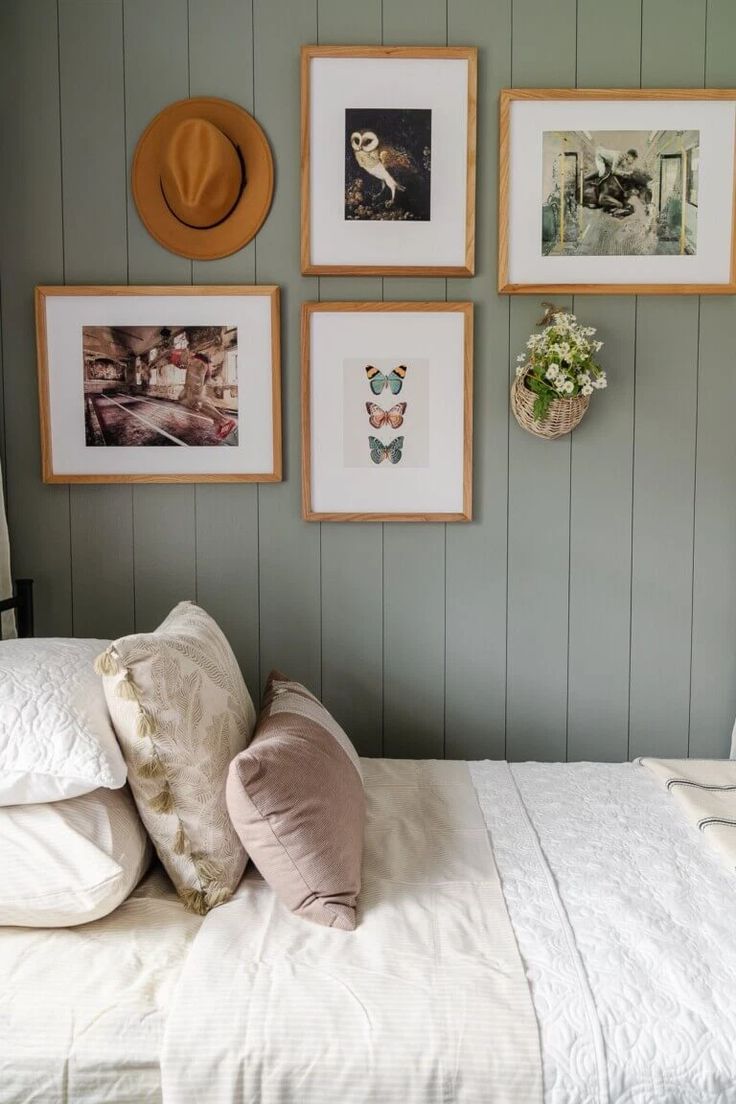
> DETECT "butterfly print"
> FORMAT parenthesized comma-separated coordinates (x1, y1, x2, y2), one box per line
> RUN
(365, 364, 407, 395)
(365, 401, 407, 429)
(369, 435, 404, 465)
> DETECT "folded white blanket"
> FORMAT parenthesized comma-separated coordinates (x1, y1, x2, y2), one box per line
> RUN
(640, 757, 736, 871)
(162, 758, 542, 1104)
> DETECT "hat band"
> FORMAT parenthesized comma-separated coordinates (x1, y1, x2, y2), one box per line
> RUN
(159, 141, 247, 231)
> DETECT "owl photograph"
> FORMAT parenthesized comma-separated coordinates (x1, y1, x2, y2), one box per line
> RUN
(345, 108, 432, 221)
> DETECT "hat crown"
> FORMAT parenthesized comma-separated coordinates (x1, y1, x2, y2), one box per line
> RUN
(160, 118, 243, 229)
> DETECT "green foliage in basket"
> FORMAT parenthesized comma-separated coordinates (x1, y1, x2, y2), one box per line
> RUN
(515, 311, 607, 423)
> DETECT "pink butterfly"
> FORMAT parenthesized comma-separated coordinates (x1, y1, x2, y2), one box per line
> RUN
(365, 401, 407, 429)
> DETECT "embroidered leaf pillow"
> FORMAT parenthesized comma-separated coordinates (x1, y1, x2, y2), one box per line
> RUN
(96, 602, 256, 913)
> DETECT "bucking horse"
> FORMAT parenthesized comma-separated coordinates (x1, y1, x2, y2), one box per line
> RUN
(582, 168, 653, 219)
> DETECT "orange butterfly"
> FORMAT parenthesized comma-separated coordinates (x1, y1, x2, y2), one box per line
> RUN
(365, 401, 407, 429)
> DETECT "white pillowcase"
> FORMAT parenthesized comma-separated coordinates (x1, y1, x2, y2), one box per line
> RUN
(0, 638, 128, 805)
(0, 785, 151, 926)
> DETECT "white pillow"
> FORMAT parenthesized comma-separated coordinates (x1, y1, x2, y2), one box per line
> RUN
(0, 638, 127, 805)
(0, 785, 151, 926)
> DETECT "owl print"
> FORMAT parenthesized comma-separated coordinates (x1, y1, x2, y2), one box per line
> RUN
(345, 108, 431, 222)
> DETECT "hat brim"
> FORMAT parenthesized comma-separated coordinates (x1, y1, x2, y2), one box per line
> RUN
(132, 97, 274, 261)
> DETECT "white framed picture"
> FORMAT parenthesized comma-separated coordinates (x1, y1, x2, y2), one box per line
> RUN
(499, 88, 736, 294)
(35, 285, 281, 483)
(302, 301, 473, 522)
(301, 45, 477, 276)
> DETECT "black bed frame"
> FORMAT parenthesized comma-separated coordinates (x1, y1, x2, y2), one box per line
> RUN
(0, 579, 34, 639)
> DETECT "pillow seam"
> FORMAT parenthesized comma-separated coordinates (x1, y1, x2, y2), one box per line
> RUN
(5, 869, 125, 903)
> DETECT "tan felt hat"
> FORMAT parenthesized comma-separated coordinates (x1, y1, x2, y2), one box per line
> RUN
(132, 97, 274, 261)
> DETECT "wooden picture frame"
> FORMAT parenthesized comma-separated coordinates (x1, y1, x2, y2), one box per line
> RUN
(302, 301, 473, 522)
(36, 285, 281, 483)
(301, 45, 477, 277)
(499, 87, 736, 295)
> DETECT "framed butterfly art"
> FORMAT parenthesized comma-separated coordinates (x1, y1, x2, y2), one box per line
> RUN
(302, 301, 473, 521)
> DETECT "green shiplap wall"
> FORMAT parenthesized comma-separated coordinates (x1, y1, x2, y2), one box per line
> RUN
(1, 0, 735, 761)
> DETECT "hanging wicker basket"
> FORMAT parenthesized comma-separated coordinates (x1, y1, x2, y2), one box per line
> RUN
(511, 366, 590, 440)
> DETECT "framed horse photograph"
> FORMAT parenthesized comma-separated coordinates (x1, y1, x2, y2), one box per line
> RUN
(499, 88, 736, 295)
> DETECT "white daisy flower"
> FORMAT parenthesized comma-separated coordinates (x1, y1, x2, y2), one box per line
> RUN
(581, 383, 594, 397)
(516, 353, 526, 362)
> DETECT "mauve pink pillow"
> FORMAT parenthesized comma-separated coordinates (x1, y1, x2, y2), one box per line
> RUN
(226, 672, 365, 930)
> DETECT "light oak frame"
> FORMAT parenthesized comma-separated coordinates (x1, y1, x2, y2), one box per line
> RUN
(301, 45, 477, 277)
(35, 284, 282, 483)
(499, 87, 736, 295)
(301, 300, 473, 522)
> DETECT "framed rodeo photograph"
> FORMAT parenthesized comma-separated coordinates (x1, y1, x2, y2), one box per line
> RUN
(301, 45, 477, 276)
(499, 88, 736, 295)
(302, 301, 473, 522)
(36, 285, 281, 483)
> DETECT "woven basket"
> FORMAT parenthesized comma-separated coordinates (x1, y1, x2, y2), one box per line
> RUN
(511, 367, 590, 440)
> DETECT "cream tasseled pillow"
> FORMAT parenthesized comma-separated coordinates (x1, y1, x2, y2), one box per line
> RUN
(96, 602, 256, 914)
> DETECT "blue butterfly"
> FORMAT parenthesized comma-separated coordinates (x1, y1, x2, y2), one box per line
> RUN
(365, 364, 407, 395)
(369, 435, 404, 465)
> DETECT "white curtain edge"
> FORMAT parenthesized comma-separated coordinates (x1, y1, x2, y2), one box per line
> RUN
(0, 458, 16, 639)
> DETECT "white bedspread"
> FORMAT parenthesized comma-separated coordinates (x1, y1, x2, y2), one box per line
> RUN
(161, 758, 542, 1104)
(0, 865, 201, 1104)
(473, 761, 736, 1104)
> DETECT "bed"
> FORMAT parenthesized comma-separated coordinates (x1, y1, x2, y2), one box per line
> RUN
(2, 754, 735, 1103)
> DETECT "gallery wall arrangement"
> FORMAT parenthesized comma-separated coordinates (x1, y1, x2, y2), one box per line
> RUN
(2, 0, 736, 769)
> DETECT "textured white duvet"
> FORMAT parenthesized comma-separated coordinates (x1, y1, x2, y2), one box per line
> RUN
(474, 761, 736, 1104)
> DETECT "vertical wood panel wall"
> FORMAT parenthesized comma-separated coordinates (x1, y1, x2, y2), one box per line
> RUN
(1, 0, 735, 761)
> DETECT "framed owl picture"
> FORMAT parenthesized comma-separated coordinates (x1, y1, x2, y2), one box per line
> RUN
(300, 45, 477, 276)
(301, 301, 473, 522)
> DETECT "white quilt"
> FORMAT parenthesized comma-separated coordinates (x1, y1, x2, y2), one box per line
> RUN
(474, 761, 736, 1104)
(161, 758, 542, 1104)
